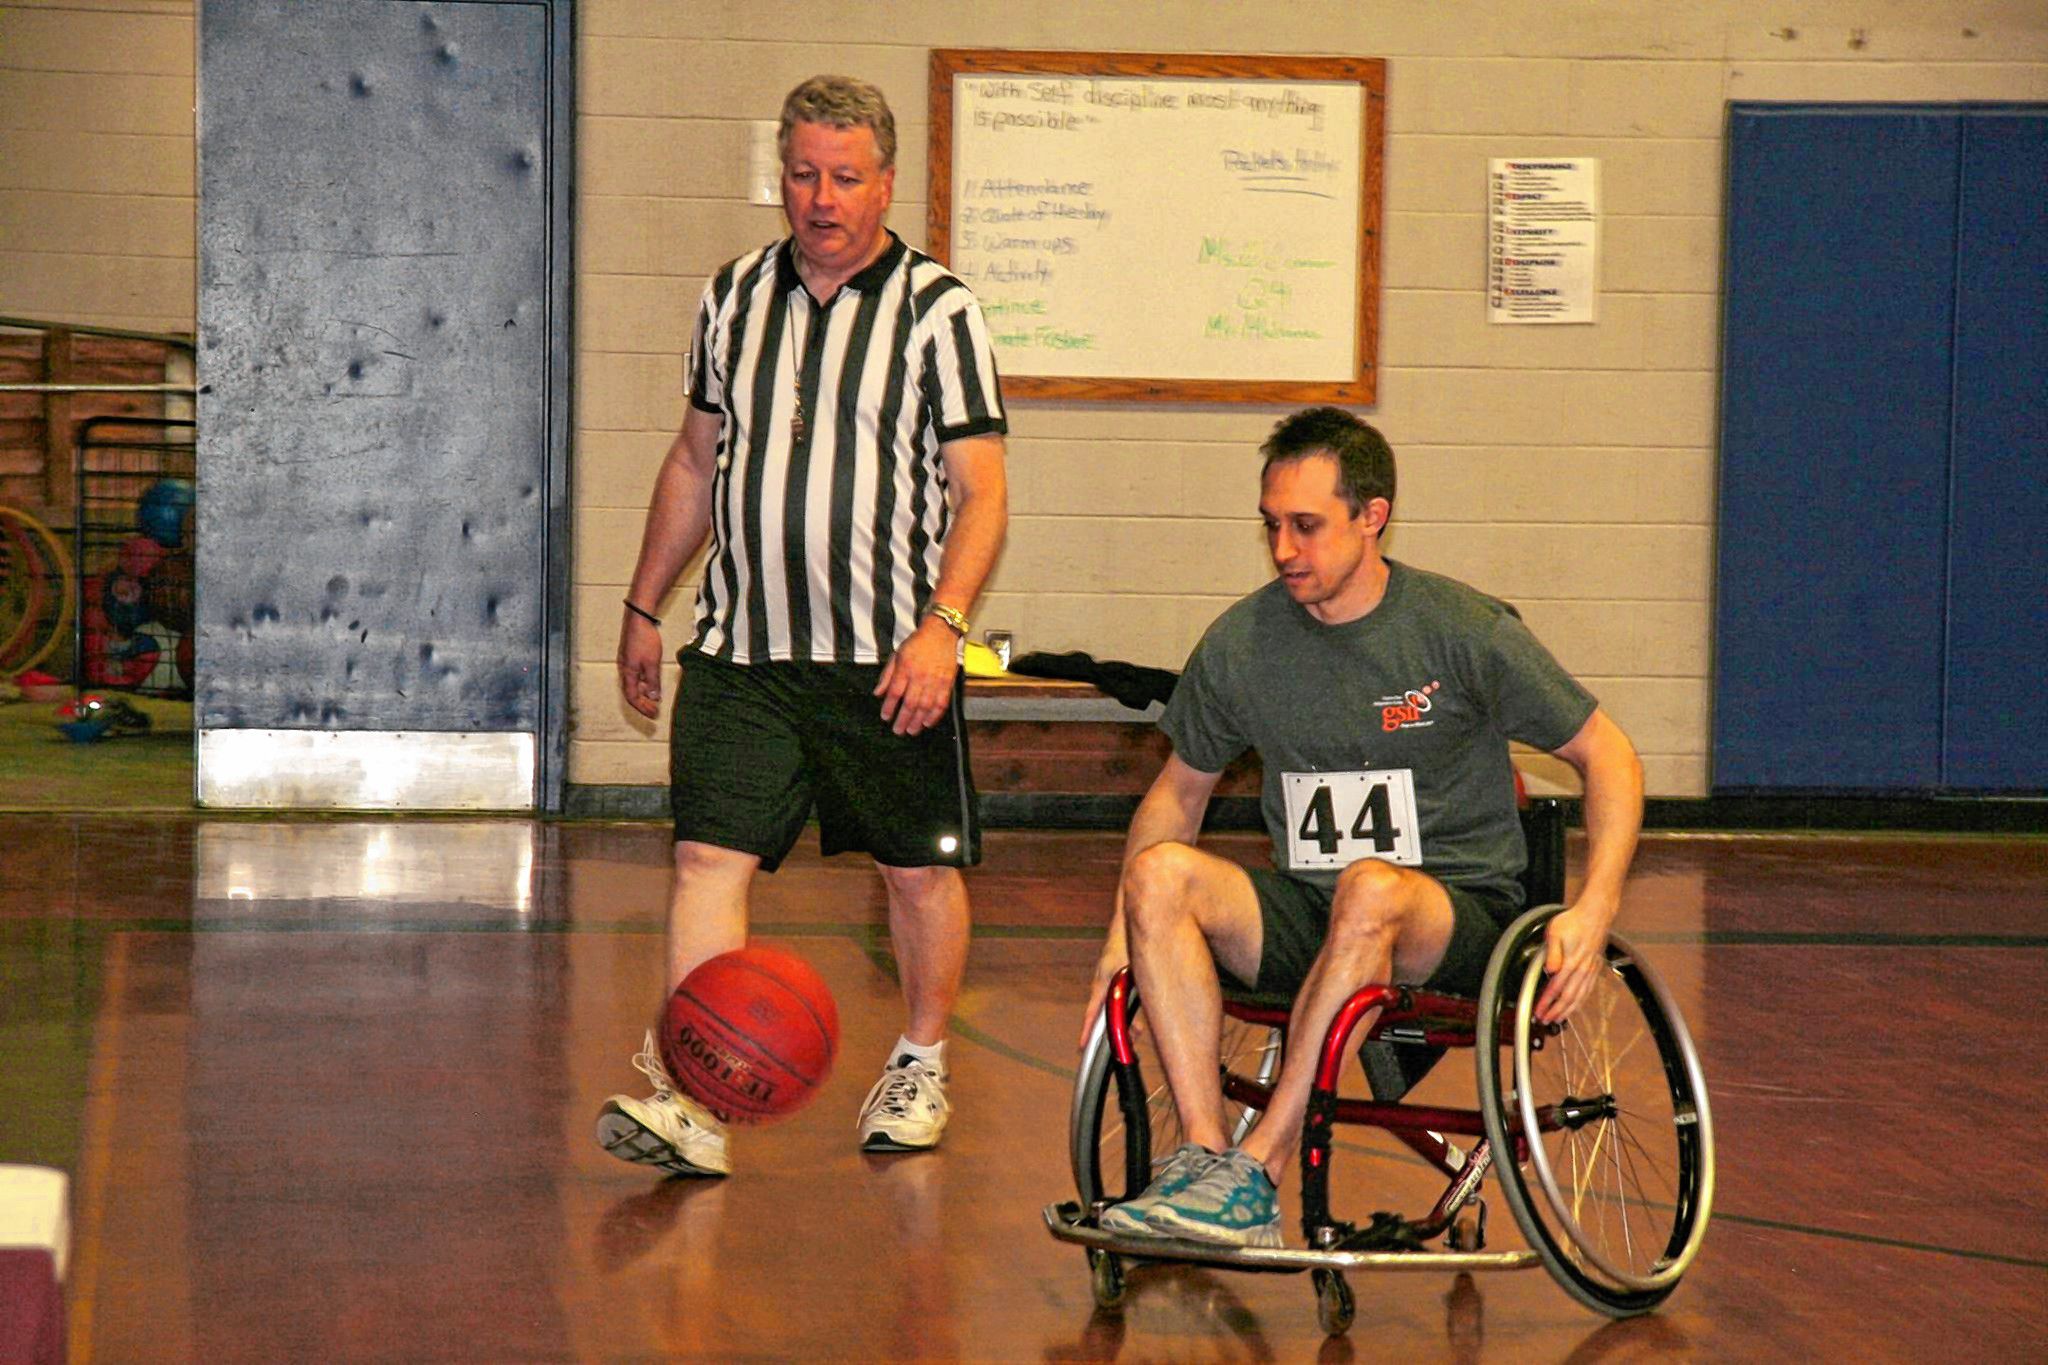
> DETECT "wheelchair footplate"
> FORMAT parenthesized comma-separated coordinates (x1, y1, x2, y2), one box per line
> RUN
(1044, 1201, 1539, 1274)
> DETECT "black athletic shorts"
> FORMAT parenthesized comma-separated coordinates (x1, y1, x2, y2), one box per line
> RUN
(668, 649, 980, 872)
(1227, 869, 1522, 1002)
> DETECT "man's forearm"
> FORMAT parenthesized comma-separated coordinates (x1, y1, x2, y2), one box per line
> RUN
(626, 424, 717, 611)
(1574, 733, 1644, 924)
(928, 492, 1006, 620)
(927, 435, 1008, 618)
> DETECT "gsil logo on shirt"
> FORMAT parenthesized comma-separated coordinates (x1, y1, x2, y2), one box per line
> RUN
(1378, 680, 1441, 732)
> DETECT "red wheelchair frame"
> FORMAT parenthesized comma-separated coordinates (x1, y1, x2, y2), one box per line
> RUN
(1047, 800, 1715, 1334)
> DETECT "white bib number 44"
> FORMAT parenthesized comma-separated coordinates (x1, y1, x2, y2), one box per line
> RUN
(1282, 769, 1422, 870)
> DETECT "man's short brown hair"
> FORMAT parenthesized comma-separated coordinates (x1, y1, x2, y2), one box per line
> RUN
(778, 75, 897, 170)
(1260, 407, 1396, 519)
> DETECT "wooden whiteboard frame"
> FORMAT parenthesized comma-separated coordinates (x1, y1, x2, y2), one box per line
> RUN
(929, 49, 1385, 404)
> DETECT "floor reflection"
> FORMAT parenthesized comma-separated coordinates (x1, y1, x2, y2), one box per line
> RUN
(0, 816, 2042, 1360)
(195, 819, 537, 912)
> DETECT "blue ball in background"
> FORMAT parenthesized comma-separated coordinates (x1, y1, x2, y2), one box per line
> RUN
(138, 478, 195, 549)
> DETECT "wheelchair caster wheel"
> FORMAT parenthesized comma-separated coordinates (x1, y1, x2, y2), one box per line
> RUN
(1088, 1249, 1126, 1309)
(1314, 1267, 1355, 1335)
(1448, 1198, 1487, 1252)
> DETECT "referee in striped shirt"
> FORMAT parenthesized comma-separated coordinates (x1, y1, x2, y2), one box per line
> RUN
(598, 76, 1010, 1176)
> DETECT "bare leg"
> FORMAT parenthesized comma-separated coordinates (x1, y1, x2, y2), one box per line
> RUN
(1121, 842, 1266, 1153)
(1238, 861, 1456, 1178)
(665, 840, 758, 997)
(876, 863, 970, 1046)
(595, 839, 754, 1176)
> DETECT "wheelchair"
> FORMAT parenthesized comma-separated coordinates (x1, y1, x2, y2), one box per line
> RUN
(1045, 800, 1715, 1335)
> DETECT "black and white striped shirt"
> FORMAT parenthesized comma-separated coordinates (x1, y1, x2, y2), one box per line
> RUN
(684, 233, 1007, 664)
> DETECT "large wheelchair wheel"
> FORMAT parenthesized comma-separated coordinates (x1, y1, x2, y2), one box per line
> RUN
(1476, 905, 1714, 1317)
(1071, 982, 1282, 1209)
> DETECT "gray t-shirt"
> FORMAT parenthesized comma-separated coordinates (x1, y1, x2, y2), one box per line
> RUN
(1161, 560, 1596, 903)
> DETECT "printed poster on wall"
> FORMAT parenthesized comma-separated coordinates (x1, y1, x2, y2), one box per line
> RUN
(1488, 158, 1598, 324)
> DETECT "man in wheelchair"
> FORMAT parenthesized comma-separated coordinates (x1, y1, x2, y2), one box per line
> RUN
(1080, 407, 1645, 1250)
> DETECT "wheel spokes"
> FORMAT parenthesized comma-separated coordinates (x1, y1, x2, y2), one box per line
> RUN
(1519, 952, 1693, 1291)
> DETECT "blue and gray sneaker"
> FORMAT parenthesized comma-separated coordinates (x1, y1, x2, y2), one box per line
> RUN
(1098, 1144, 1218, 1235)
(1140, 1147, 1284, 1248)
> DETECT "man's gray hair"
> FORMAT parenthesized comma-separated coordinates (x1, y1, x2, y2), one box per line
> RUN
(778, 75, 897, 170)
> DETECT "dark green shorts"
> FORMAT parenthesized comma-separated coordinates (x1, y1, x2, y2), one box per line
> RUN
(1228, 869, 1521, 1002)
(668, 650, 979, 872)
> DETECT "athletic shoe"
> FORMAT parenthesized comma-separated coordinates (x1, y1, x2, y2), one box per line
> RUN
(857, 1055, 951, 1151)
(1139, 1147, 1284, 1248)
(595, 1030, 731, 1177)
(1098, 1144, 1219, 1234)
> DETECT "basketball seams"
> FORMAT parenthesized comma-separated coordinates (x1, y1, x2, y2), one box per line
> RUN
(660, 947, 839, 1123)
(716, 953, 839, 1050)
(673, 981, 824, 1090)
(665, 1006, 793, 1121)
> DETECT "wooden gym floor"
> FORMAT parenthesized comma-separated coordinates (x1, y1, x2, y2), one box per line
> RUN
(2, 813, 2045, 1362)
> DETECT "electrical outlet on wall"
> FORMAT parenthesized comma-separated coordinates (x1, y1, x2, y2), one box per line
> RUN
(747, 121, 781, 206)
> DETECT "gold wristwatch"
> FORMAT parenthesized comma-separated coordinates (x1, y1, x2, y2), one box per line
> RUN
(927, 603, 971, 637)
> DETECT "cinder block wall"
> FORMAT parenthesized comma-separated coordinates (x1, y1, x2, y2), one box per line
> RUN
(570, 1, 2048, 797)
(6, 1, 2045, 799)
(0, 1, 195, 332)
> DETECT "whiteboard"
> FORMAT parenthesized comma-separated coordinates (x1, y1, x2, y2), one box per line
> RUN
(930, 52, 1384, 403)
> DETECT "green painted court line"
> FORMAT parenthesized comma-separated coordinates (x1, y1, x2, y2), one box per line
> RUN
(945, 1015, 1077, 1082)
(1708, 1211, 2048, 1271)
(30, 919, 2041, 1273)
(957, 1025, 2048, 1273)
(57, 918, 1072, 939)
(933, 1012, 2048, 1274)
(856, 937, 2048, 1275)
(53, 917, 2048, 951)
(62, 918, 893, 937)
(1631, 930, 2048, 949)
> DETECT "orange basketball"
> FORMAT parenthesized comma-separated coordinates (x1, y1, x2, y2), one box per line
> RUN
(660, 946, 840, 1124)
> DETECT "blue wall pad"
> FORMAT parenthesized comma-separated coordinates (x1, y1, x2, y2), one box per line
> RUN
(1944, 111, 2048, 790)
(1717, 105, 1961, 791)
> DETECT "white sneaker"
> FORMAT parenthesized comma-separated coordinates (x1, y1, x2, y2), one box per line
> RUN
(596, 1030, 731, 1177)
(857, 1054, 951, 1151)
